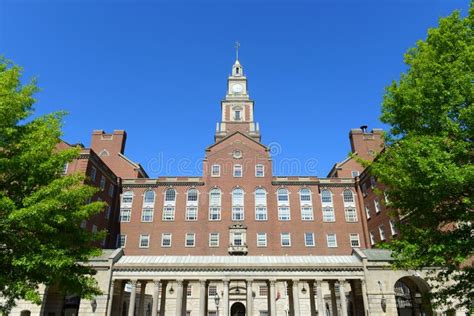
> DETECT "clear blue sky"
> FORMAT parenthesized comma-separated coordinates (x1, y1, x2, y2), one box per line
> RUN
(0, 0, 469, 177)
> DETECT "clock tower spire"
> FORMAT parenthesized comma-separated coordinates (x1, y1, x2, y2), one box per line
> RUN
(215, 53, 260, 142)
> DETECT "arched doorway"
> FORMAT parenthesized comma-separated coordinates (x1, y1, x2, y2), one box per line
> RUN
(230, 302, 246, 316)
(394, 276, 432, 316)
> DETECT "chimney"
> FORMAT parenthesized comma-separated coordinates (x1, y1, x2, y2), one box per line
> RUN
(349, 126, 384, 161)
(90, 130, 127, 156)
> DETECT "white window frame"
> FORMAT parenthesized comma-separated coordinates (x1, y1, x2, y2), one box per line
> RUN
(278, 206, 290, 221)
(162, 206, 175, 221)
(209, 189, 222, 221)
(304, 232, 315, 247)
(365, 206, 371, 219)
(209, 233, 219, 247)
(143, 190, 155, 205)
(379, 225, 386, 241)
(139, 234, 150, 248)
(370, 232, 376, 245)
(255, 164, 265, 177)
(211, 164, 221, 177)
(232, 207, 244, 221)
(301, 206, 314, 221)
(231, 232, 244, 246)
(209, 206, 221, 221)
(344, 208, 358, 222)
(233, 164, 243, 177)
(186, 206, 198, 221)
(255, 189, 267, 221)
(121, 191, 133, 207)
(120, 209, 131, 222)
(208, 286, 217, 297)
(374, 199, 381, 214)
(390, 220, 397, 236)
(117, 234, 126, 248)
(141, 207, 154, 222)
(185, 233, 195, 247)
(326, 234, 338, 248)
(256, 233, 267, 247)
(361, 183, 367, 197)
(164, 188, 177, 205)
(280, 233, 291, 247)
(161, 233, 172, 247)
(350, 233, 360, 247)
(351, 170, 359, 178)
(322, 207, 335, 222)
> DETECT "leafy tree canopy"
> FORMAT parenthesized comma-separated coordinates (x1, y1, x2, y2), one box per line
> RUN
(371, 4, 473, 310)
(0, 57, 104, 313)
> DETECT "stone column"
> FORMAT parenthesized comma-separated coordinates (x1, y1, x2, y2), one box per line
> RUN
(138, 281, 146, 316)
(176, 280, 184, 316)
(246, 279, 253, 316)
(152, 280, 160, 316)
(128, 279, 138, 316)
(269, 279, 277, 316)
(316, 280, 325, 316)
(329, 281, 338, 316)
(199, 280, 207, 316)
(159, 281, 168, 316)
(222, 279, 230, 316)
(118, 281, 126, 316)
(106, 279, 116, 316)
(338, 279, 348, 316)
(309, 281, 316, 316)
(292, 279, 301, 315)
(361, 280, 369, 316)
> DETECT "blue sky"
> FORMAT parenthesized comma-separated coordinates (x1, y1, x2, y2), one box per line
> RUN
(0, 0, 469, 177)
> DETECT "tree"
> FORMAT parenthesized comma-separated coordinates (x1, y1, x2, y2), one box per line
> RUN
(371, 4, 473, 311)
(0, 57, 105, 313)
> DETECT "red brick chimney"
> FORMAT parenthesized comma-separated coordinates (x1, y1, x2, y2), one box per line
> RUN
(349, 126, 384, 161)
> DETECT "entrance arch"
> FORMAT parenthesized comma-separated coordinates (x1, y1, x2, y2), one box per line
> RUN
(394, 276, 432, 316)
(230, 302, 246, 316)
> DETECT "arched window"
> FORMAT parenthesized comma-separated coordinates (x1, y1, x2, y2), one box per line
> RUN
(232, 188, 244, 221)
(144, 190, 155, 204)
(165, 188, 176, 203)
(187, 188, 198, 202)
(321, 189, 333, 204)
(121, 191, 133, 205)
(255, 188, 267, 221)
(209, 188, 221, 221)
(277, 188, 289, 204)
(277, 188, 290, 221)
(186, 188, 199, 221)
(299, 188, 311, 202)
(343, 189, 354, 203)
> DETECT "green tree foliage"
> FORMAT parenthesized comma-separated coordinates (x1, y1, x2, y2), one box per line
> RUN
(0, 57, 105, 313)
(371, 5, 473, 310)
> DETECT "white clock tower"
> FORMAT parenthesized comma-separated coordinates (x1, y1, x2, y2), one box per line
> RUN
(215, 57, 260, 142)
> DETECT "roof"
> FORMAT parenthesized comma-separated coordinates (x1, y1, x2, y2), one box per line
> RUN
(361, 249, 393, 261)
(206, 131, 267, 151)
(115, 255, 361, 267)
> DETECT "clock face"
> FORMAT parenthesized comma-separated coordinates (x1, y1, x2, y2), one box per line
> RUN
(232, 84, 243, 93)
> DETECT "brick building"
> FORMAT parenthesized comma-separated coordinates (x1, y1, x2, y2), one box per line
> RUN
(10, 59, 465, 316)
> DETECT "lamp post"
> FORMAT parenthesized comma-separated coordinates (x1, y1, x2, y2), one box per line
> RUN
(214, 293, 220, 316)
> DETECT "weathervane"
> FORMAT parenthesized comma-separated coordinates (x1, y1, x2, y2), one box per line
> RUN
(235, 41, 240, 60)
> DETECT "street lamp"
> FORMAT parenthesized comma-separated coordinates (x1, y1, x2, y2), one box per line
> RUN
(214, 293, 220, 316)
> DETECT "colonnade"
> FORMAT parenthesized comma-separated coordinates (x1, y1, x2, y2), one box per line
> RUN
(108, 277, 368, 316)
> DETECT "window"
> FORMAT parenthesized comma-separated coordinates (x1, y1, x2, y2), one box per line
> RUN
(278, 207, 290, 221)
(277, 188, 289, 204)
(390, 220, 397, 236)
(117, 234, 126, 248)
(99, 176, 106, 190)
(90, 166, 97, 182)
(234, 110, 241, 121)
(233, 164, 242, 177)
(187, 189, 198, 203)
(161, 233, 172, 247)
(211, 164, 221, 177)
(361, 183, 367, 196)
(121, 191, 133, 205)
(257, 233, 267, 247)
(108, 184, 114, 197)
(322, 207, 335, 222)
(300, 188, 311, 202)
(344, 208, 358, 222)
(255, 164, 264, 177)
(365, 206, 371, 219)
(374, 199, 381, 213)
(379, 225, 386, 241)
(208, 312, 217, 316)
(304, 232, 315, 247)
(187, 285, 192, 297)
(260, 312, 269, 316)
(232, 188, 244, 221)
(185, 233, 195, 247)
(104, 205, 111, 219)
(350, 233, 360, 247)
(321, 189, 332, 204)
(139, 234, 150, 248)
(232, 232, 243, 246)
(343, 190, 354, 203)
(80, 220, 87, 229)
(259, 286, 268, 296)
(351, 170, 359, 178)
(281, 233, 291, 247)
(141, 208, 154, 222)
(165, 188, 176, 203)
(384, 191, 390, 204)
(370, 232, 376, 245)
(162, 206, 175, 221)
(62, 162, 69, 175)
(255, 188, 267, 220)
(208, 286, 217, 297)
(209, 188, 222, 220)
(120, 209, 131, 222)
(370, 176, 377, 188)
(144, 190, 155, 204)
(326, 234, 337, 248)
(301, 207, 313, 221)
(209, 233, 219, 247)
(186, 207, 198, 221)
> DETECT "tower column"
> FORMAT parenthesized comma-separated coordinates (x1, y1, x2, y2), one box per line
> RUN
(175, 280, 184, 316)
(199, 280, 207, 316)
(152, 280, 160, 316)
(222, 279, 229, 316)
(269, 279, 277, 316)
(316, 279, 325, 316)
(339, 279, 348, 316)
(246, 279, 253, 316)
(292, 279, 301, 315)
(128, 279, 138, 316)
(329, 280, 338, 316)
